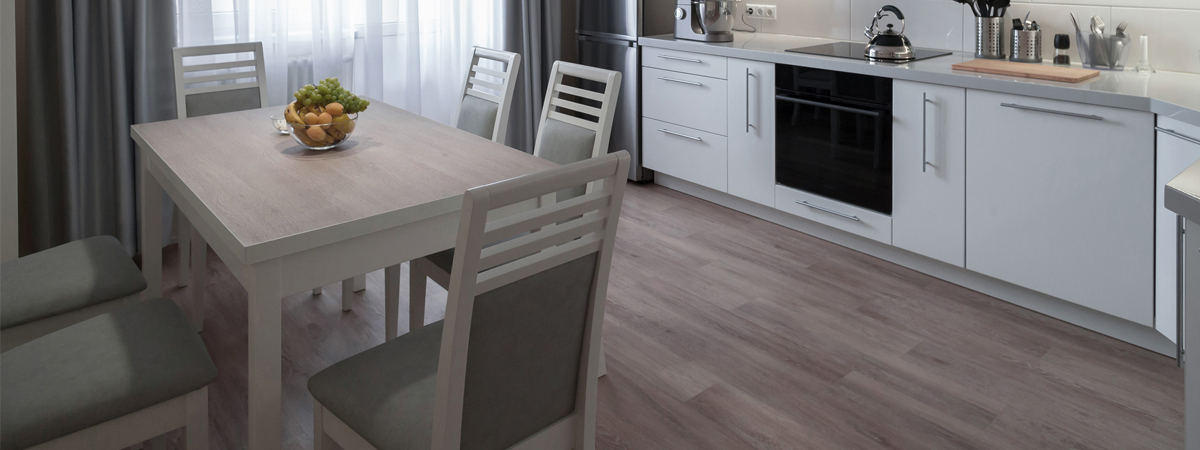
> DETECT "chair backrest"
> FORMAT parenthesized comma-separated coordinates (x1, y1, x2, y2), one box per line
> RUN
(430, 151, 631, 450)
(532, 62, 622, 168)
(453, 47, 521, 144)
(173, 42, 269, 119)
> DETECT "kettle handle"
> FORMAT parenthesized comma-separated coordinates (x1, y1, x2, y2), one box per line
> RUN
(881, 5, 904, 20)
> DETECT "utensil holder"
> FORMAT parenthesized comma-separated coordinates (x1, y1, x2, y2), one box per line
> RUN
(1010, 29, 1042, 63)
(975, 17, 1006, 59)
(1075, 30, 1131, 70)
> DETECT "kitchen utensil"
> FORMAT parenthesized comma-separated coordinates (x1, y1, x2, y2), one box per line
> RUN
(1116, 21, 1128, 38)
(863, 5, 916, 61)
(1076, 29, 1130, 70)
(1091, 16, 1105, 36)
(975, 16, 1007, 59)
(673, 0, 741, 43)
(952, 59, 1099, 82)
(1013, 18, 1024, 31)
(1070, 13, 1082, 35)
(1024, 11, 1031, 28)
(953, 0, 980, 18)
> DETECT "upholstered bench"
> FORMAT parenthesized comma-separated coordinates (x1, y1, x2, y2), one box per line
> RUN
(1, 235, 147, 351)
(0, 298, 216, 450)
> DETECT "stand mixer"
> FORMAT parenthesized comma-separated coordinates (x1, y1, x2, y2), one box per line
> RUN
(674, 0, 741, 42)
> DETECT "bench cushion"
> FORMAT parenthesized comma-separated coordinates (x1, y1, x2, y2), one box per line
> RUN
(309, 321, 444, 450)
(0, 298, 217, 450)
(1, 236, 147, 329)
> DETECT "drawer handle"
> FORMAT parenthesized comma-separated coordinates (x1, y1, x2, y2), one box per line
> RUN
(658, 76, 702, 86)
(1000, 103, 1103, 121)
(657, 128, 702, 141)
(657, 54, 703, 63)
(1158, 127, 1200, 146)
(796, 201, 861, 222)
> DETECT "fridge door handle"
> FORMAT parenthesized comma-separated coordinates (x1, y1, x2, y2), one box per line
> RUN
(576, 33, 638, 47)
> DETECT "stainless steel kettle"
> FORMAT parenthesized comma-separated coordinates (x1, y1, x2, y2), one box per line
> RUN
(863, 5, 915, 61)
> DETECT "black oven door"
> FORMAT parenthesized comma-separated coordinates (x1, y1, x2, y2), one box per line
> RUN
(775, 91, 893, 215)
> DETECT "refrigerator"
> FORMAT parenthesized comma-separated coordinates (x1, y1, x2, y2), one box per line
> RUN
(577, 0, 676, 181)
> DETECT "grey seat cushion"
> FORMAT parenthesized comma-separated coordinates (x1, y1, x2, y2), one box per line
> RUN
(309, 321, 444, 450)
(1, 235, 147, 329)
(538, 118, 597, 201)
(311, 254, 598, 450)
(456, 95, 501, 141)
(0, 298, 218, 450)
(185, 86, 262, 118)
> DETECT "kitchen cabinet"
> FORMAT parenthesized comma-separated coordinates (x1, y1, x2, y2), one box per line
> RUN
(966, 90, 1155, 326)
(643, 118, 728, 192)
(776, 185, 892, 244)
(642, 67, 728, 136)
(727, 58, 775, 206)
(891, 80, 966, 267)
(1157, 117, 1200, 343)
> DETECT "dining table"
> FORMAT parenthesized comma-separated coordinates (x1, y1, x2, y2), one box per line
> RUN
(131, 100, 559, 450)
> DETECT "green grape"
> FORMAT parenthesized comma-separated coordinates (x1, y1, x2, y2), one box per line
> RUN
(302, 98, 312, 106)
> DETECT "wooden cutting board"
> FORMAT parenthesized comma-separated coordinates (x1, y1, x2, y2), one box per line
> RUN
(951, 59, 1100, 83)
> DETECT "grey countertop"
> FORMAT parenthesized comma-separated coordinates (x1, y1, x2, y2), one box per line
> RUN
(1168, 163, 1200, 224)
(639, 32, 1200, 128)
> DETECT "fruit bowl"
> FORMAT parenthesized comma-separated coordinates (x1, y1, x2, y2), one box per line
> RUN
(282, 77, 369, 151)
(289, 114, 357, 150)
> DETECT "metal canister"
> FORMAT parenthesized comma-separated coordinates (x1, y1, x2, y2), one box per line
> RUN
(975, 17, 1006, 59)
(1010, 29, 1042, 63)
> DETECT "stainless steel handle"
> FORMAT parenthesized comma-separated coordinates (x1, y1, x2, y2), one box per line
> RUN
(795, 201, 861, 222)
(658, 54, 703, 63)
(922, 93, 930, 173)
(1158, 127, 1200, 146)
(1000, 103, 1104, 121)
(1178, 215, 1185, 368)
(658, 76, 702, 86)
(745, 68, 753, 133)
(776, 94, 882, 117)
(658, 128, 702, 141)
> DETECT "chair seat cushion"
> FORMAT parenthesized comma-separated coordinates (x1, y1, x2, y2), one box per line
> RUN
(1, 236, 147, 330)
(0, 298, 218, 450)
(309, 321, 445, 450)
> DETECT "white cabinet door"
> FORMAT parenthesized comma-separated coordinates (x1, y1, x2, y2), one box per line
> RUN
(642, 67, 728, 136)
(892, 80, 966, 267)
(1157, 117, 1200, 343)
(966, 90, 1155, 325)
(727, 59, 775, 206)
(642, 118, 728, 192)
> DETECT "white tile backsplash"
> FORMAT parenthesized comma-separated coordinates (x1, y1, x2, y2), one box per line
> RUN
(754, 0, 1200, 74)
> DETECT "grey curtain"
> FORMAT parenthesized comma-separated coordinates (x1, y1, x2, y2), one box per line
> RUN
(503, 0, 563, 153)
(20, 0, 177, 256)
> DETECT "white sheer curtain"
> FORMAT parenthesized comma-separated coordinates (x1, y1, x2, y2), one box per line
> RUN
(175, 0, 502, 126)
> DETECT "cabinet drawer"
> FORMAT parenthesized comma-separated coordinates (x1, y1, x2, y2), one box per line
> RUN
(775, 185, 892, 245)
(643, 118, 728, 192)
(642, 67, 728, 136)
(642, 47, 727, 79)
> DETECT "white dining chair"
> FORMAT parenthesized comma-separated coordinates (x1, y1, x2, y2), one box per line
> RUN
(452, 46, 521, 143)
(403, 61, 623, 340)
(331, 47, 522, 314)
(170, 42, 269, 332)
(309, 151, 631, 450)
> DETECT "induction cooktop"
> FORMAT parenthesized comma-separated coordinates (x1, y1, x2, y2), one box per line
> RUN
(786, 42, 953, 63)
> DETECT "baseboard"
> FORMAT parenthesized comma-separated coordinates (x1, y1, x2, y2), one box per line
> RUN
(654, 174, 1177, 357)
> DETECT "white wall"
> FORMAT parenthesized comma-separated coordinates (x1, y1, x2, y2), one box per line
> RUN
(743, 0, 1200, 74)
(1, 0, 19, 262)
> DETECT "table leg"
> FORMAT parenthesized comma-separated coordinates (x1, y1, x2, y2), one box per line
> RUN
(140, 164, 162, 301)
(247, 259, 282, 450)
(341, 278, 355, 312)
(177, 210, 191, 287)
(408, 260, 427, 332)
(190, 226, 207, 332)
(385, 264, 400, 340)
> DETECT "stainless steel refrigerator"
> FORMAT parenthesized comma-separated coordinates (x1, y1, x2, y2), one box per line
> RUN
(577, 0, 675, 181)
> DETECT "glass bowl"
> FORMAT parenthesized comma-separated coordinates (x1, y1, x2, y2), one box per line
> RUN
(288, 114, 358, 150)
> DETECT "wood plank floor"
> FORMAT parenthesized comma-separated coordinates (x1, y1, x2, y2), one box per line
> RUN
(155, 182, 1183, 449)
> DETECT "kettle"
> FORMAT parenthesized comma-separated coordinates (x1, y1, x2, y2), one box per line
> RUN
(863, 5, 915, 61)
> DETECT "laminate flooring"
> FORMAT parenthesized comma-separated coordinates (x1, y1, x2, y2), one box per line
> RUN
(153, 182, 1183, 450)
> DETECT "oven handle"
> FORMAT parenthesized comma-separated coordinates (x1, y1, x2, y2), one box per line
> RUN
(775, 94, 882, 117)
(795, 201, 862, 222)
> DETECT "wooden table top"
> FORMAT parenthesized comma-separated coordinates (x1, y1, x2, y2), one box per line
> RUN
(132, 101, 557, 264)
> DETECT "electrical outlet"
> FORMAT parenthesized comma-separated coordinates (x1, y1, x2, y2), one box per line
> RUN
(745, 4, 777, 20)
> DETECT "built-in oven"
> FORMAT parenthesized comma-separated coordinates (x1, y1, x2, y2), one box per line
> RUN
(775, 65, 893, 215)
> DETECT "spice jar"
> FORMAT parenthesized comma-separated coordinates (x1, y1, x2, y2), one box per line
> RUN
(1053, 34, 1071, 65)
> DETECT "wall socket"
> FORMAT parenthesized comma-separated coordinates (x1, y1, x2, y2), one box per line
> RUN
(745, 4, 777, 20)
